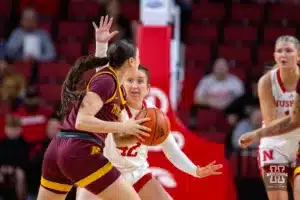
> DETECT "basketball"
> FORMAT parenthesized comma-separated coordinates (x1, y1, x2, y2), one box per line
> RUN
(135, 107, 170, 146)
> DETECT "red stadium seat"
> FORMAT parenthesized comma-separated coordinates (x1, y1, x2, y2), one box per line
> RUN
(68, 1, 100, 20)
(185, 44, 211, 63)
(88, 43, 95, 56)
(230, 3, 263, 25)
(229, 67, 246, 82)
(257, 45, 274, 64)
(196, 108, 222, 131)
(13, 61, 32, 81)
(187, 24, 218, 43)
(191, 3, 225, 23)
(0, 0, 11, 19)
(263, 26, 297, 44)
(177, 64, 204, 112)
(58, 21, 89, 41)
(223, 26, 257, 44)
(268, 4, 300, 25)
(20, 0, 60, 17)
(122, 2, 139, 21)
(218, 45, 252, 63)
(39, 20, 53, 35)
(38, 62, 71, 83)
(38, 84, 62, 103)
(58, 42, 82, 63)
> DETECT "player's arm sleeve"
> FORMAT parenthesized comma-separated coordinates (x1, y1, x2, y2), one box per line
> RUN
(88, 74, 116, 103)
(161, 134, 198, 177)
(95, 43, 108, 72)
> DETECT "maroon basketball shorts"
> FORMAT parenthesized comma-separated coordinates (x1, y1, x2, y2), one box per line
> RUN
(40, 131, 121, 195)
(295, 142, 300, 178)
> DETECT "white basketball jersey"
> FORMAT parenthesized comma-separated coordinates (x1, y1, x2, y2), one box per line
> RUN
(260, 68, 300, 149)
(103, 100, 154, 173)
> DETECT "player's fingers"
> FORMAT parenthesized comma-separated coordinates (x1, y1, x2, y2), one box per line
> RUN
(211, 164, 223, 171)
(99, 16, 104, 28)
(211, 171, 222, 175)
(206, 160, 216, 167)
(136, 129, 150, 137)
(92, 22, 98, 30)
(138, 124, 151, 132)
(107, 17, 114, 28)
(136, 117, 151, 123)
(108, 31, 119, 40)
(104, 15, 109, 27)
(133, 133, 145, 142)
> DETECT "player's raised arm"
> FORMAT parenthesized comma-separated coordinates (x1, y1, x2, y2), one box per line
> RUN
(239, 78, 300, 148)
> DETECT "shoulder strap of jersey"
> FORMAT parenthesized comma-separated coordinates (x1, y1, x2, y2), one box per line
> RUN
(270, 68, 279, 97)
(86, 69, 118, 104)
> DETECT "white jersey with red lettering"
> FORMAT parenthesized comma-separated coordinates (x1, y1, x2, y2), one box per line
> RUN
(103, 100, 152, 185)
(259, 68, 300, 168)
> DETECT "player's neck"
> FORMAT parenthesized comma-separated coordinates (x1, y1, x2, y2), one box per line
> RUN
(128, 102, 143, 111)
(114, 68, 127, 84)
(280, 66, 299, 86)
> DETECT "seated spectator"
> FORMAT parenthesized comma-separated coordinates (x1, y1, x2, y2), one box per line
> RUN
(231, 107, 262, 149)
(12, 86, 53, 144)
(101, 0, 134, 41)
(5, 7, 56, 61)
(27, 113, 60, 200)
(0, 115, 28, 200)
(194, 58, 245, 110)
(0, 60, 26, 112)
(225, 74, 260, 127)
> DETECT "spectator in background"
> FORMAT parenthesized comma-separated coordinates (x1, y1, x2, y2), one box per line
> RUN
(194, 58, 245, 110)
(231, 107, 262, 149)
(12, 86, 53, 145)
(27, 114, 60, 200)
(225, 74, 260, 127)
(0, 115, 28, 200)
(101, 0, 134, 41)
(5, 7, 56, 62)
(0, 60, 26, 112)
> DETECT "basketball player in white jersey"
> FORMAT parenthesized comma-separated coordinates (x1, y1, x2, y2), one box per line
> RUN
(240, 35, 300, 200)
(77, 66, 223, 200)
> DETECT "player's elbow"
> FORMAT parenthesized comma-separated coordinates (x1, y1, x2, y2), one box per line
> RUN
(75, 115, 85, 130)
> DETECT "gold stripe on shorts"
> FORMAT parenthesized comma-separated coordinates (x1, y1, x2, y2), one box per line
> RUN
(76, 162, 113, 188)
(41, 177, 73, 192)
(294, 167, 300, 177)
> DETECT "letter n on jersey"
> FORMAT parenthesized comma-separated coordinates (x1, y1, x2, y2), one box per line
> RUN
(263, 150, 274, 161)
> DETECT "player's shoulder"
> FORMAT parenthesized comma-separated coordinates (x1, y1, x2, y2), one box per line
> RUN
(144, 100, 156, 108)
(258, 70, 272, 89)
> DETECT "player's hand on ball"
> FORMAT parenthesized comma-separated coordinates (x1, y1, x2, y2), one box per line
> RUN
(196, 160, 223, 178)
(93, 15, 118, 43)
(239, 131, 259, 149)
(122, 118, 151, 142)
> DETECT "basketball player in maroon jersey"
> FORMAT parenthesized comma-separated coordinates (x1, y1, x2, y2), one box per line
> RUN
(37, 16, 151, 200)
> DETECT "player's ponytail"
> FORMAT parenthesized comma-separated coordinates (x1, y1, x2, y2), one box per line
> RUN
(59, 56, 109, 116)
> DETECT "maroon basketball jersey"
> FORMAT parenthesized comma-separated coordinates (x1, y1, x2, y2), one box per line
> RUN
(61, 66, 126, 141)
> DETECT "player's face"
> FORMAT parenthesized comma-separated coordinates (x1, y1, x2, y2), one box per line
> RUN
(274, 41, 299, 68)
(123, 70, 149, 104)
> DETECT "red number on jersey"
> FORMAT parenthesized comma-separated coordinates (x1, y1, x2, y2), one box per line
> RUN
(117, 142, 142, 157)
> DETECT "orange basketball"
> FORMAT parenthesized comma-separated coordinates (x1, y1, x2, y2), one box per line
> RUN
(135, 107, 170, 146)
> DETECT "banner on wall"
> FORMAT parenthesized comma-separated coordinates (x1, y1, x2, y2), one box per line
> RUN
(137, 25, 237, 200)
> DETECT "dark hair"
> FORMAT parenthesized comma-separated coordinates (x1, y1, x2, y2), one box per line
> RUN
(138, 65, 150, 84)
(59, 40, 136, 116)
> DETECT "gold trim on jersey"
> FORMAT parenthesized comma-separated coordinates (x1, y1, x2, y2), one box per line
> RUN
(76, 162, 113, 188)
(40, 177, 73, 192)
(294, 166, 300, 177)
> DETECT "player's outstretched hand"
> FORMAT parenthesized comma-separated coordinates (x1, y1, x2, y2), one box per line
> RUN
(196, 160, 223, 178)
(93, 15, 118, 43)
(121, 118, 151, 142)
(239, 131, 259, 149)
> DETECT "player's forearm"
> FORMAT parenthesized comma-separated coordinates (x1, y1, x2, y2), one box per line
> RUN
(255, 115, 298, 138)
(95, 42, 107, 58)
(76, 115, 124, 134)
(161, 134, 198, 177)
